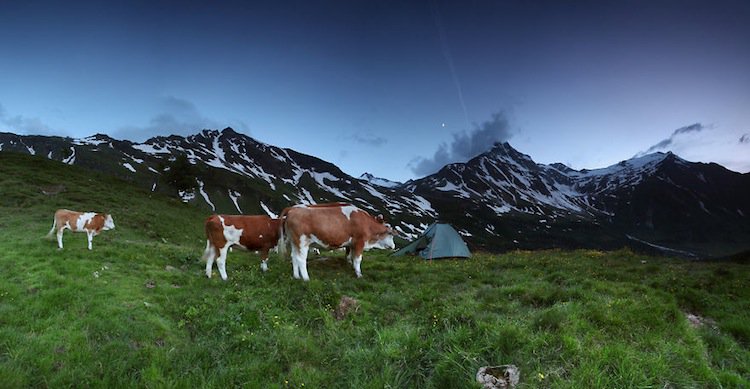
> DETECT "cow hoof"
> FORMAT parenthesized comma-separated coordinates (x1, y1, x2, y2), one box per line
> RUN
(356, 273, 362, 278)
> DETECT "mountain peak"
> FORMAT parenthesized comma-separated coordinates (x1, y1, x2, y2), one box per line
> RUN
(359, 172, 401, 188)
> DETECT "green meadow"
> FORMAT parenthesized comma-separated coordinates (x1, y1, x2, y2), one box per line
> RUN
(1, 152, 748, 388)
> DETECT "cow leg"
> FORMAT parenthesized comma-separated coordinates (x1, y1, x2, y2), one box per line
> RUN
(260, 248, 269, 272)
(291, 242, 310, 281)
(353, 255, 364, 278)
(56, 229, 64, 249)
(291, 244, 301, 279)
(345, 247, 352, 264)
(86, 231, 93, 250)
(217, 246, 230, 281)
(204, 242, 216, 278)
(351, 242, 365, 278)
(297, 244, 310, 281)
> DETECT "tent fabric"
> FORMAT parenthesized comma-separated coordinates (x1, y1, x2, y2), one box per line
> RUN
(392, 223, 471, 259)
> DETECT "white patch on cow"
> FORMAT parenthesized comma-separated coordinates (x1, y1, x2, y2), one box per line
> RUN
(219, 216, 244, 246)
(340, 205, 359, 220)
(76, 213, 96, 231)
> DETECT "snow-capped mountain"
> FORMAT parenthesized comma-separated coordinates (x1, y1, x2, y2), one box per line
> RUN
(406, 142, 750, 256)
(0, 128, 436, 240)
(359, 172, 402, 188)
(2, 130, 748, 258)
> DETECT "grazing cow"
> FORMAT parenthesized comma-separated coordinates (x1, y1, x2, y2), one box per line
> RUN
(202, 214, 281, 280)
(48, 209, 115, 250)
(278, 203, 395, 281)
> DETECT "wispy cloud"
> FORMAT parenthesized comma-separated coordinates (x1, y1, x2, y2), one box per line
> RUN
(350, 132, 387, 147)
(410, 112, 513, 176)
(0, 103, 59, 136)
(114, 96, 249, 142)
(635, 123, 749, 173)
(635, 123, 707, 157)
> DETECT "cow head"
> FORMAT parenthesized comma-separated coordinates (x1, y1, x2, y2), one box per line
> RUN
(369, 214, 395, 250)
(103, 214, 116, 230)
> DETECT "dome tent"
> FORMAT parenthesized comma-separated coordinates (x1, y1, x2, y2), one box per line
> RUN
(392, 223, 470, 259)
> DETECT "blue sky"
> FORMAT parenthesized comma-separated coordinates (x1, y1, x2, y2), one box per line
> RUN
(1, 1, 748, 182)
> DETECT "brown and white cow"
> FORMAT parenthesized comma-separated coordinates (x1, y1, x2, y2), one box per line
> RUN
(202, 214, 281, 281)
(48, 209, 115, 250)
(278, 203, 395, 281)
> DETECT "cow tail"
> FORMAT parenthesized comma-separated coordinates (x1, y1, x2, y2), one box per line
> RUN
(46, 216, 57, 238)
(277, 220, 287, 258)
(277, 209, 289, 258)
(201, 239, 214, 262)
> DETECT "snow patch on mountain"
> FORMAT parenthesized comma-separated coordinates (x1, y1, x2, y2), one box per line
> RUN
(260, 201, 278, 218)
(228, 190, 243, 213)
(359, 172, 401, 188)
(62, 147, 76, 165)
(122, 162, 136, 173)
(197, 180, 215, 211)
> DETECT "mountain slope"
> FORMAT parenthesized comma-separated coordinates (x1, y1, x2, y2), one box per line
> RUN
(0, 129, 437, 240)
(406, 143, 750, 256)
(2, 130, 749, 257)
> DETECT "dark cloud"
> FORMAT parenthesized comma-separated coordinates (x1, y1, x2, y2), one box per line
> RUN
(740, 134, 750, 144)
(350, 132, 387, 147)
(635, 123, 707, 157)
(114, 96, 249, 142)
(410, 112, 513, 176)
(0, 103, 58, 135)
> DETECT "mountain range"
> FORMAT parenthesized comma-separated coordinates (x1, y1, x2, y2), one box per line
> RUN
(2, 128, 748, 258)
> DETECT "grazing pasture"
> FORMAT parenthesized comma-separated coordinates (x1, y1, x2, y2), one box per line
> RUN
(1, 152, 748, 388)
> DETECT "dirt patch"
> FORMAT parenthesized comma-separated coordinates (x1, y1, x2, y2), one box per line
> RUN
(333, 296, 360, 320)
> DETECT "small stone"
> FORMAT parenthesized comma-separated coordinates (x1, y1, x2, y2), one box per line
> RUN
(476, 365, 520, 389)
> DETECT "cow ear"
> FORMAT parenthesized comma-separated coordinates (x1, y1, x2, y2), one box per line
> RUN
(376, 214, 384, 223)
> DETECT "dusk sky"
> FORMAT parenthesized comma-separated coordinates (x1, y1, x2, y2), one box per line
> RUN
(1, 1, 748, 182)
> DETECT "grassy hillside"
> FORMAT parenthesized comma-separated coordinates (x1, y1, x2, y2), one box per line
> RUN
(1, 152, 748, 388)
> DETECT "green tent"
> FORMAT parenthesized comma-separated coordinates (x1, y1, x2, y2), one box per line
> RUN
(392, 223, 471, 259)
